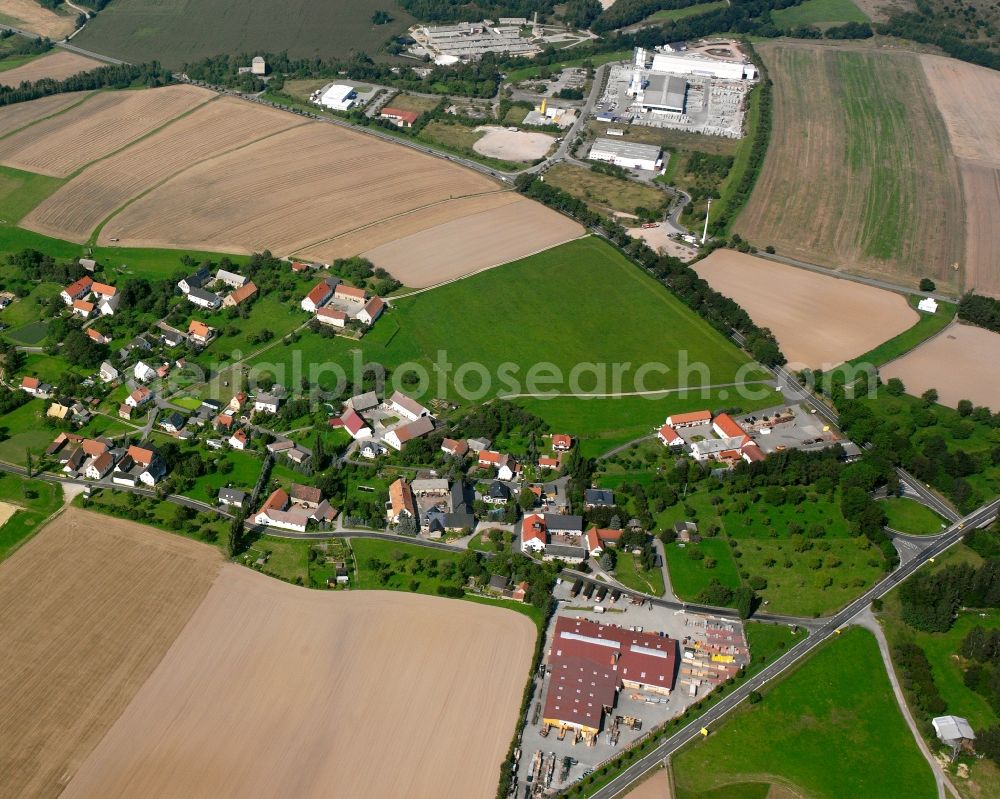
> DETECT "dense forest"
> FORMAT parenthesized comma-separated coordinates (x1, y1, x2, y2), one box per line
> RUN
(958, 293, 1000, 334)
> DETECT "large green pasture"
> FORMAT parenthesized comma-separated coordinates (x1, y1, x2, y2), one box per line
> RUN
(248, 236, 764, 402)
(73, 0, 416, 68)
(646, 1, 726, 22)
(0, 401, 53, 466)
(772, 0, 868, 27)
(672, 627, 936, 799)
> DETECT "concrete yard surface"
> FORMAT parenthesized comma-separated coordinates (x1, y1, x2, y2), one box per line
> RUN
(695, 249, 917, 369)
(473, 126, 555, 161)
(61, 564, 536, 799)
(880, 323, 1000, 409)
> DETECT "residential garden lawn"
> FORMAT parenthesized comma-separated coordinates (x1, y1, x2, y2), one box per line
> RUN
(880, 496, 947, 535)
(469, 530, 512, 553)
(848, 296, 957, 368)
(0, 281, 60, 331)
(171, 395, 203, 411)
(248, 237, 770, 433)
(672, 627, 936, 799)
(246, 535, 311, 584)
(20, 351, 73, 385)
(772, 0, 868, 26)
(5, 319, 49, 345)
(613, 550, 665, 595)
(0, 472, 63, 561)
(0, 400, 52, 465)
(665, 538, 741, 598)
(183, 449, 264, 505)
(194, 292, 310, 367)
(74, 414, 137, 440)
(544, 163, 666, 217)
(74, 489, 229, 548)
(646, 1, 726, 21)
(350, 536, 468, 596)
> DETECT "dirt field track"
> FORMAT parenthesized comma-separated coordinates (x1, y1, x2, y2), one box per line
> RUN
(0, 51, 100, 87)
(695, 250, 917, 368)
(23, 97, 305, 242)
(61, 564, 535, 799)
(0, 90, 91, 138)
(922, 55, 1000, 297)
(734, 43, 963, 293)
(0, 508, 221, 799)
(0, 0, 75, 38)
(881, 323, 1000, 408)
(624, 769, 669, 797)
(0, 84, 213, 177)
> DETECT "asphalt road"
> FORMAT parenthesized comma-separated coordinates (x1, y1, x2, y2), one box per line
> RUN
(583, 496, 1000, 799)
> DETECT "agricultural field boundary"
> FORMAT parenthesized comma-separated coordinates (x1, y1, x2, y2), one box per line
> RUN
(0, 90, 95, 143)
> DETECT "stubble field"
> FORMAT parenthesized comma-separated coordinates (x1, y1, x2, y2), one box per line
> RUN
(23, 96, 305, 242)
(922, 54, 1000, 297)
(0, 508, 221, 799)
(0, 84, 214, 177)
(0, 90, 91, 138)
(0, 0, 75, 38)
(61, 564, 536, 799)
(0, 51, 100, 86)
(734, 43, 964, 292)
(880, 323, 1000, 408)
(695, 249, 917, 368)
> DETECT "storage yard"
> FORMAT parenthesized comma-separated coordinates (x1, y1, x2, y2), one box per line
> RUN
(695, 249, 917, 369)
(0, 85, 215, 178)
(734, 44, 964, 292)
(514, 581, 749, 795)
(0, 509, 222, 799)
(0, 51, 101, 87)
(472, 126, 555, 161)
(921, 54, 1000, 297)
(60, 564, 535, 799)
(880, 323, 1000, 408)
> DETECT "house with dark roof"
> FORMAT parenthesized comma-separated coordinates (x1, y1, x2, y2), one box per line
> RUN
(584, 488, 614, 509)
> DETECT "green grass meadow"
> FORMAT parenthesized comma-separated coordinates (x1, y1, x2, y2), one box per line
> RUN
(0, 473, 63, 562)
(773, 0, 868, 26)
(672, 627, 936, 799)
(880, 496, 947, 535)
(849, 296, 957, 368)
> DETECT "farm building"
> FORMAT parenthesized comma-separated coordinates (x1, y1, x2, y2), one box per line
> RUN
(301, 281, 333, 313)
(223, 281, 257, 307)
(186, 287, 221, 309)
(388, 390, 431, 421)
(918, 297, 939, 313)
(666, 410, 711, 427)
(384, 416, 434, 450)
(316, 84, 357, 111)
(933, 716, 976, 752)
(588, 138, 662, 172)
(315, 307, 347, 328)
(380, 107, 419, 128)
(542, 617, 678, 742)
(387, 478, 417, 524)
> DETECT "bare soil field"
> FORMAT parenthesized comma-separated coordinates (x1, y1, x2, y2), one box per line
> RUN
(473, 125, 555, 161)
(0, 90, 91, 138)
(881, 323, 1000, 408)
(922, 55, 1000, 297)
(23, 97, 305, 242)
(294, 190, 522, 264)
(0, 51, 100, 87)
(695, 249, 917, 369)
(0, 499, 16, 527)
(0, 508, 221, 799)
(62, 564, 536, 799)
(0, 84, 213, 177)
(734, 43, 964, 293)
(98, 120, 501, 254)
(628, 224, 698, 261)
(625, 768, 670, 797)
(359, 197, 584, 288)
(0, 0, 75, 38)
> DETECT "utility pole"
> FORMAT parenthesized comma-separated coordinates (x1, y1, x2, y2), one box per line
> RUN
(702, 197, 712, 245)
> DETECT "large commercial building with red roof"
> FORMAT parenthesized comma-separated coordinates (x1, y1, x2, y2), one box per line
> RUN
(542, 617, 678, 740)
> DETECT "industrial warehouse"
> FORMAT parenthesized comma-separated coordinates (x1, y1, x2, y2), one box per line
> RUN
(588, 138, 663, 172)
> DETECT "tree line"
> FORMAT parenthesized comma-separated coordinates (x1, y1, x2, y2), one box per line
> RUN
(900, 559, 1000, 632)
(0, 62, 173, 108)
(958, 293, 1000, 334)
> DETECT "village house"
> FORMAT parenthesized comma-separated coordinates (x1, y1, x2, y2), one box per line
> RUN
(60, 275, 93, 304)
(254, 487, 336, 533)
(552, 434, 573, 451)
(96, 294, 119, 316)
(315, 307, 347, 328)
(187, 320, 215, 345)
(467, 437, 492, 453)
(214, 413, 235, 432)
(177, 267, 210, 294)
(657, 423, 684, 447)
(521, 513, 548, 552)
(347, 391, 379, 412)
(358, 296, 385, 326)
(387, 477, 417, 524)
(360, 441, 386, 459)
(538, 455, 560, 470)
(384, 416, 434, 451)
(379, 107, 419, 127)
(72, 299, 94, 318)
(228, 429, 248, 450)
(83, 450, 115, 480)
(301, 280, 334, 313)
(485, 480, 511, 505)
(253, 392, 281, 414)
(20, 376, 52, 397)
(218, 487, 246, 508)
(160, 411, 186, 433)
(186, 287, 221, 310)
(99, 361, 119, 383)
(584, 488, 614, 509)
(586, 527, 622, 557)
(112, 445, 166, 486)
(87, 328, 111, 345)
(161, 329, 185, 348)
(498, 454, 521, 482)
(223, 281, 258, 308)
(47, 402, 70, 421)
(441, 438, 469, 458)
(667, 410, 712, 428)
(215, 269, 247, 289)
(478, 450, 503, 469)
(133, 361, 157, 383)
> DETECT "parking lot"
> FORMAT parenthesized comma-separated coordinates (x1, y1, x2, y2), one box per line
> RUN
(742, 403, 843, 454)
(513, 581, 746, 795)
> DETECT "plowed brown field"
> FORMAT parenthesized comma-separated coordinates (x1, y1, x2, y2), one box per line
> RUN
(922, 54, 1000, 297)
(695, 249, 917, 369)
(0, 90, 91, 138)
(23, 96, 305, 242)
(358, 197, 584, 288)
(881, 323, 1000, 408)
(0, 84, 213, 177)
(98, 121, 501, 253)
(0, 51, 100, 87)
(0, 508, 221, 799)
(734, 43, 963, 292)
(61, 564, 536, 799)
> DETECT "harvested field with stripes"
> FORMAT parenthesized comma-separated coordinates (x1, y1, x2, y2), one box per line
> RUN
(734, 43, 964, 293)
(23, 97, 304, 242)
(922, 55, 1000, 297)
(0, 508, 221, 799)
(0, 90, 91, 138)
(0, 0, 75, 38)
(0, 51, 101, 87)
(0, 84, 213, 177)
